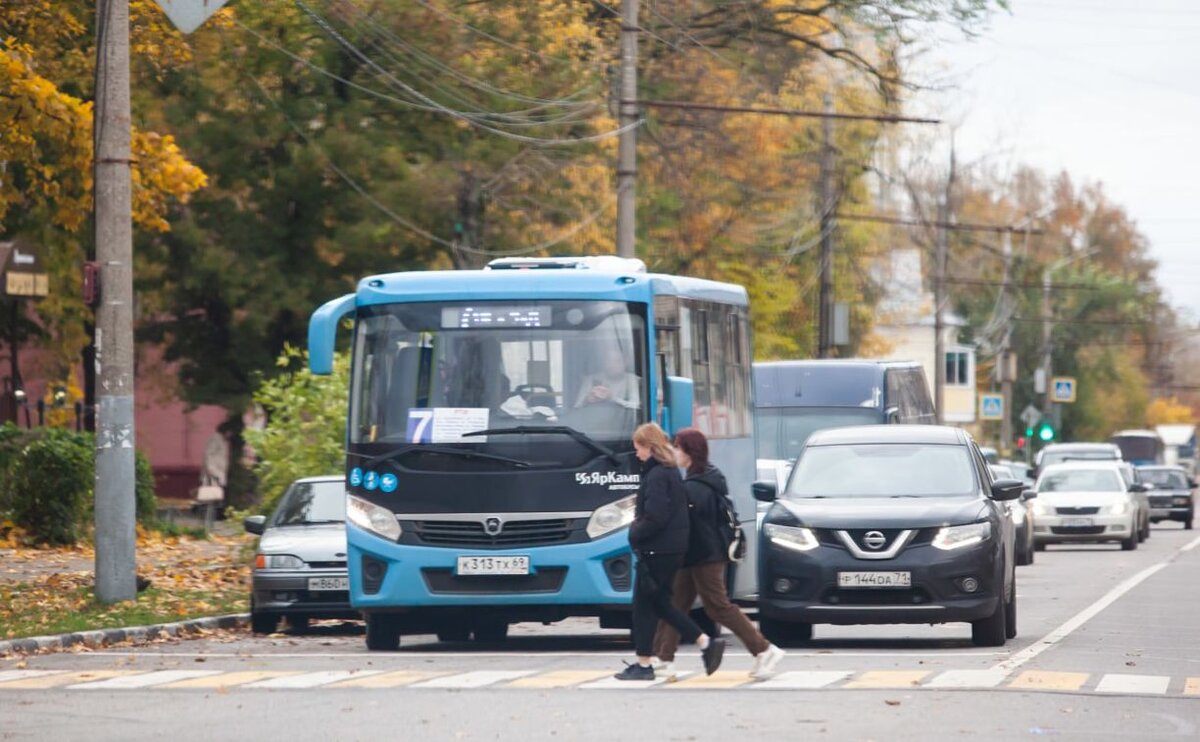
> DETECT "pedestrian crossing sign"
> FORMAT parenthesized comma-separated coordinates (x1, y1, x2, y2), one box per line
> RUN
(1051, 377, 1077, 404)
(980, 394, 1004, 421)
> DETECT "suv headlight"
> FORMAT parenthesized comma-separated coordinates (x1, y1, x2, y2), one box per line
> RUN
(346, 493, 402, 541)
(257, 554, 305, 570)
(1106, 501, 1130, 516)
(764, 523, 819, 552)
(587, 495, 637, 539)
(1032, 501, 1053, 517)
(932, 522, 991, 551)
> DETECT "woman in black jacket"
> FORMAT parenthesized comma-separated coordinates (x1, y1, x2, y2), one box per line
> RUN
(652, 428, 785, 681)
(615, 423, 725, 681)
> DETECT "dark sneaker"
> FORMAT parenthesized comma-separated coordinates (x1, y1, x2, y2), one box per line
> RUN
(613, 663, 655, 681)
(701, 638, 726, 676)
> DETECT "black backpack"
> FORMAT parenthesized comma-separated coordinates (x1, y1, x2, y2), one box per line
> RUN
(713, 491, 747, 563)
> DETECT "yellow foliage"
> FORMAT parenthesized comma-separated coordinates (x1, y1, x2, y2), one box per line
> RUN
(1146, 397, 1194, 426)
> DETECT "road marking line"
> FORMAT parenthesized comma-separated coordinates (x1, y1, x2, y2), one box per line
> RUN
(0, 671, 134, 689)
(328, 671, 443, 688)
(751, 671, 851, 690)
(924, 670, 1009, 689)
(1181, 534, 1200, 552)
(414, 670, 535, 689)
(1184, 678, 1200, 696)
(246, 670, 382, 689)
(843, 670, 928, 689)
(162, 671, 301, 689)
(580, 672, 693, 689)
(1094, 674, 1170, 695)
(666, 671, 753, 689)
(0, 670, 63, 684)
(1008, 671, 1089, 691)
(83, 650, 999, 660)
(991, 562, 1169, 675)
(69, 670, 223, 689)
(507, 671, 612, 689)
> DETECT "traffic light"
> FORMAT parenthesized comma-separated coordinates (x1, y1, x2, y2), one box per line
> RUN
(1035, 420, 1056, 443)
(1016, 436, 1027, 451)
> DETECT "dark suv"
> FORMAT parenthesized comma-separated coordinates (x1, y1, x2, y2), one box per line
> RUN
(1136, 465, 1196, 529)
(754, 425, 1023, 647)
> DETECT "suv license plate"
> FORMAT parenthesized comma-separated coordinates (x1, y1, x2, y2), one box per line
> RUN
(307, 576, 349, 592)
(838, 571, 911, 589)
(457, 555, 530, 576)
(1062, 517, 1094, 527)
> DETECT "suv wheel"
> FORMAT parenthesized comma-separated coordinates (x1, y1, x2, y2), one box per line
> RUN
(1004, 572, 1017, 640)
(1120, 532, 1138, 551)
(760, 617, 813, 648)
(250, 611, 278, 635)
(365, 614, 401, 651)
(971, 595, 1007, 647)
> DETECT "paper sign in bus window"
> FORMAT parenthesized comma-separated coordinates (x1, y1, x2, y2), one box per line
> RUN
(407, 408, 490, 443)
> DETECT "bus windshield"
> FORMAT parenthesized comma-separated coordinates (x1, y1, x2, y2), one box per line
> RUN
(349, 300, 648, 463)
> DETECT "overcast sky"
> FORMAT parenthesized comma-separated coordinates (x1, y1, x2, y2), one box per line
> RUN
(912, 0, 1200, 319)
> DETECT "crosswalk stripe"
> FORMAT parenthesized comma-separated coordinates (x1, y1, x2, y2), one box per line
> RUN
(0, 671, 135, 689)
(246, 671, 382, 689)
(1094, 674, 1170, 695)
(666, 670, 754, 689)
(69, 671, 223, 689)
(329, 671, 443, 688)
(414, 670, 535, 689)
(508, 671, 613, 689)
(1008, 671, 1090, 691)
(751, 670, 852, 690)
(925, 670, 1009, 689)
(0, 670, 63, 684)
(162, 671, 301, 689)
(1185, 678, 1200, 696)
(843, 670, 929, 689)
(581, 671, 694, 689)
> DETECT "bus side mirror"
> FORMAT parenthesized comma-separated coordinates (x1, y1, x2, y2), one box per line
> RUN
(664, 376, 693, 434)
(308, 293, 356, 375)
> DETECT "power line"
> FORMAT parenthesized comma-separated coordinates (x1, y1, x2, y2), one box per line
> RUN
(838, 212, 1046, 235)
(945, 277, 1121, 292)
(629, 99, 941, 124)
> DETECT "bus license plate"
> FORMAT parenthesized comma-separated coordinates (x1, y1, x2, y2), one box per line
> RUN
(838, 571, 911, 589)
(307, 576, 349, 592)
(457, 555, 530, 576)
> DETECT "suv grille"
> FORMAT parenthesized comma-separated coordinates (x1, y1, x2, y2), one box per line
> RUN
(1055, 507, 1100, 516)
(412, 519, 574, 548)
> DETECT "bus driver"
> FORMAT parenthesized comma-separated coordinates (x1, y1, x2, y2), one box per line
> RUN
(575, 348, 641, 411)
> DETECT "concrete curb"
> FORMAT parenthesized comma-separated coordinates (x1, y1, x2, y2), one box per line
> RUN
(0, 613, 249, 656)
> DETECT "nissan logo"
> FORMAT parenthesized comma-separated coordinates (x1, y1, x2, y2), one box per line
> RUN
(483, 517, 504, 536)
(863, 531, 888, 550)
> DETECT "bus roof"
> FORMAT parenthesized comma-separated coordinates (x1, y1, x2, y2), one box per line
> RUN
(352, 265, 748, 307)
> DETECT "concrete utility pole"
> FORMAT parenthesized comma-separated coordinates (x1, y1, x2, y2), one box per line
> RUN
(615, 0, 639, 259)
(817, 92, 836, 359)
(933, 149, 955, 425)
(94, 0, 137, 603)
(1042, 267, 1054, 416)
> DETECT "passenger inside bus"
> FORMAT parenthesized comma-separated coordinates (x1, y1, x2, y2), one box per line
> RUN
(574, 348, 641, 410)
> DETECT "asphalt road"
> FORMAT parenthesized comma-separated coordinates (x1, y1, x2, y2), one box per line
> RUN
(3, 523, 1199, 741)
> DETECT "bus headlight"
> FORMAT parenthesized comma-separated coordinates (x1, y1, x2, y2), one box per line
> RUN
(346, 494, 402, 541)
(587, 495, 637, 539)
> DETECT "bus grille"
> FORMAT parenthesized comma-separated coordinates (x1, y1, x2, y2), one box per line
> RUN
(412, 518, 574, 548)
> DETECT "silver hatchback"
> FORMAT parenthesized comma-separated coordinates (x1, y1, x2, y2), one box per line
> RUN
(243, 476, 356, 633)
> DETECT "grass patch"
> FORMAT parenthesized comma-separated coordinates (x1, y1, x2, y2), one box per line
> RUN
(0, 568, 249, 640)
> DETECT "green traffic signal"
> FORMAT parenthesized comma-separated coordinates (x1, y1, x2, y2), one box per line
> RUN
(1036, 421, 1056, 442)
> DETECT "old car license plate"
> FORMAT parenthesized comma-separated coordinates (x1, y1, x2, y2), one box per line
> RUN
(307, 576, 349, 591)
(1062, 517, 1094, 527)
(457, 555, 530, 576)
(837, 571, 911, 588)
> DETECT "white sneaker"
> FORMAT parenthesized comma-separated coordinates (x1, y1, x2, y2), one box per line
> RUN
(653, 660, 678, 681)
(750, 644, 785, 680)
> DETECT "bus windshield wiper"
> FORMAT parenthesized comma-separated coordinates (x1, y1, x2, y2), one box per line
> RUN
(351, 445, 531, 469)
(463, 426, 621, 466)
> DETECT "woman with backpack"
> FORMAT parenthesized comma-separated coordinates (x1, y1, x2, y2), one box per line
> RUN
(614, 423, 726, 681)
(652, 427, 785, 681)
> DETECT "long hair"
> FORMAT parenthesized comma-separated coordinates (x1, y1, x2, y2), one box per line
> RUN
(673, 427, 709, 476)
(633, 423, 676, 467)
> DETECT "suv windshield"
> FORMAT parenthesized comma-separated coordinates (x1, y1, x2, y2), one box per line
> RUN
(755, 407, 882, 460)
(1037, 469, 1124, 493)
(1139, 469, 1190, 490)
(273, 480, 346, 526)
(349, 300, 647, 468)
(786, 444, 977, 498)
(1040, 449, 1118, 468)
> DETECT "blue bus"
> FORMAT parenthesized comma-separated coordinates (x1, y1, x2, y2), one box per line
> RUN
(307, 256, 756, 649)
